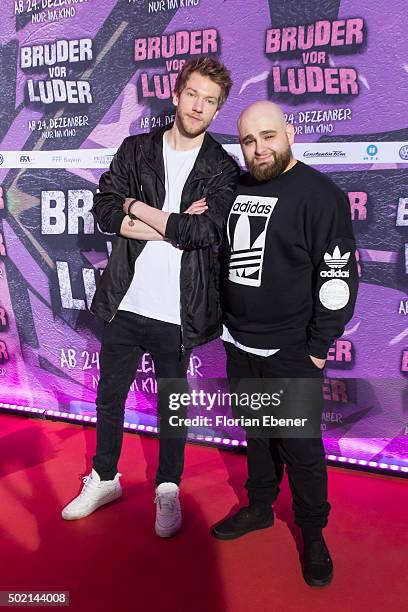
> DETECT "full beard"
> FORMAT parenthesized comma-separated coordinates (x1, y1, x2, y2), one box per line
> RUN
(246, 146, 292, 182)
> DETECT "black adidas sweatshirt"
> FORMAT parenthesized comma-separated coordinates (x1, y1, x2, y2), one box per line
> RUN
(221, 161, 359, 359)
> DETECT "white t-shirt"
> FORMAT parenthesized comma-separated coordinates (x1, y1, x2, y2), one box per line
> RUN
(118, 136, 201, 324)
(221, 325, 280, 357)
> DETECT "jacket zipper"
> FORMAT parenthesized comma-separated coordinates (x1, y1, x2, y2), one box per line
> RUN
(186, 170, 222, 189)
(195, 170, 222, 181)
(180, 308, 185, 354)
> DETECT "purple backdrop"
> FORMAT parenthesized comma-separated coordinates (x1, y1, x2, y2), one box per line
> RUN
(0, 0, 407, 470)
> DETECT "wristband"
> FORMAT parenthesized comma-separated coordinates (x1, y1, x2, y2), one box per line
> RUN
(127, 199, 138, 226)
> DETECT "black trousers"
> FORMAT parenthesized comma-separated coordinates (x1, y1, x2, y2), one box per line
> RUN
(224, 341, 331, 529)
(93, 311, 190, 486)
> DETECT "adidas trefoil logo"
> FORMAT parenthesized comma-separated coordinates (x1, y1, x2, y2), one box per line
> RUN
(321, 246, 350, 278)
(324, 246, 350, 268)
(229, 215, 266, 285)
(227, 194, 277, 287)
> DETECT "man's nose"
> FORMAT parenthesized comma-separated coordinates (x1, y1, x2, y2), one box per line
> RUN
(255, 139, 267, 155)
(192, 97, 204, 113)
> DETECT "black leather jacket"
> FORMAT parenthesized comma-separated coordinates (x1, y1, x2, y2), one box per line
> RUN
(91, 123, 239, 349)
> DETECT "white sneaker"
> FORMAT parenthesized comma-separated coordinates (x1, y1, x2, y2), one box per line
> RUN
(61, 469, 122, 520)
(155, 482, 182, 537)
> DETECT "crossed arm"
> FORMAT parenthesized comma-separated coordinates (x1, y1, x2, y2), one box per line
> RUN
(119, 197, 208, 240)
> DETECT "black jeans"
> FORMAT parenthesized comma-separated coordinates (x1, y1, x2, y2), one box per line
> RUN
(93, 311, 190, 486)
(224, 341, 331, 529)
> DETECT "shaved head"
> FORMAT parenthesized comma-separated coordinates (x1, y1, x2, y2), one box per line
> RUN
(237, 100, 296, 181)
(238, 101, 286, 134)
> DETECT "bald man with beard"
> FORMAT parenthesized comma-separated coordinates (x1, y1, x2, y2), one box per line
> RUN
(212, 102, 359, 587)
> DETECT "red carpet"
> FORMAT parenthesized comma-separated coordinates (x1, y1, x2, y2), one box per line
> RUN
(0, 413, 407, 612)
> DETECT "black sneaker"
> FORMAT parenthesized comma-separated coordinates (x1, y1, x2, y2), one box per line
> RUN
(302, 537, 333, 587)
(211, 505, 274, 540)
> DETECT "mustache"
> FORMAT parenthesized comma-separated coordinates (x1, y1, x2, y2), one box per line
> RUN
(254, 150, 277, 161)
(245, 147, 292, 180)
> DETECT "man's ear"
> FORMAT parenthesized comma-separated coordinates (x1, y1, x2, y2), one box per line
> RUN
(172, 91, 179, 107)
(213, 108, 219, 121)
(286, 123, 295, 145)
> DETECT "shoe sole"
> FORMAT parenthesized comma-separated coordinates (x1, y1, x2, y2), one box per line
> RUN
(155, 521, 182, 538)
(61, 490, 122, 521)
(302, 570, 333, 587)
(211, 520, 274, 540)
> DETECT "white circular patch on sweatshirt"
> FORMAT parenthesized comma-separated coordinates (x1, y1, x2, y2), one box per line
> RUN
(319, 279, 350, 310)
